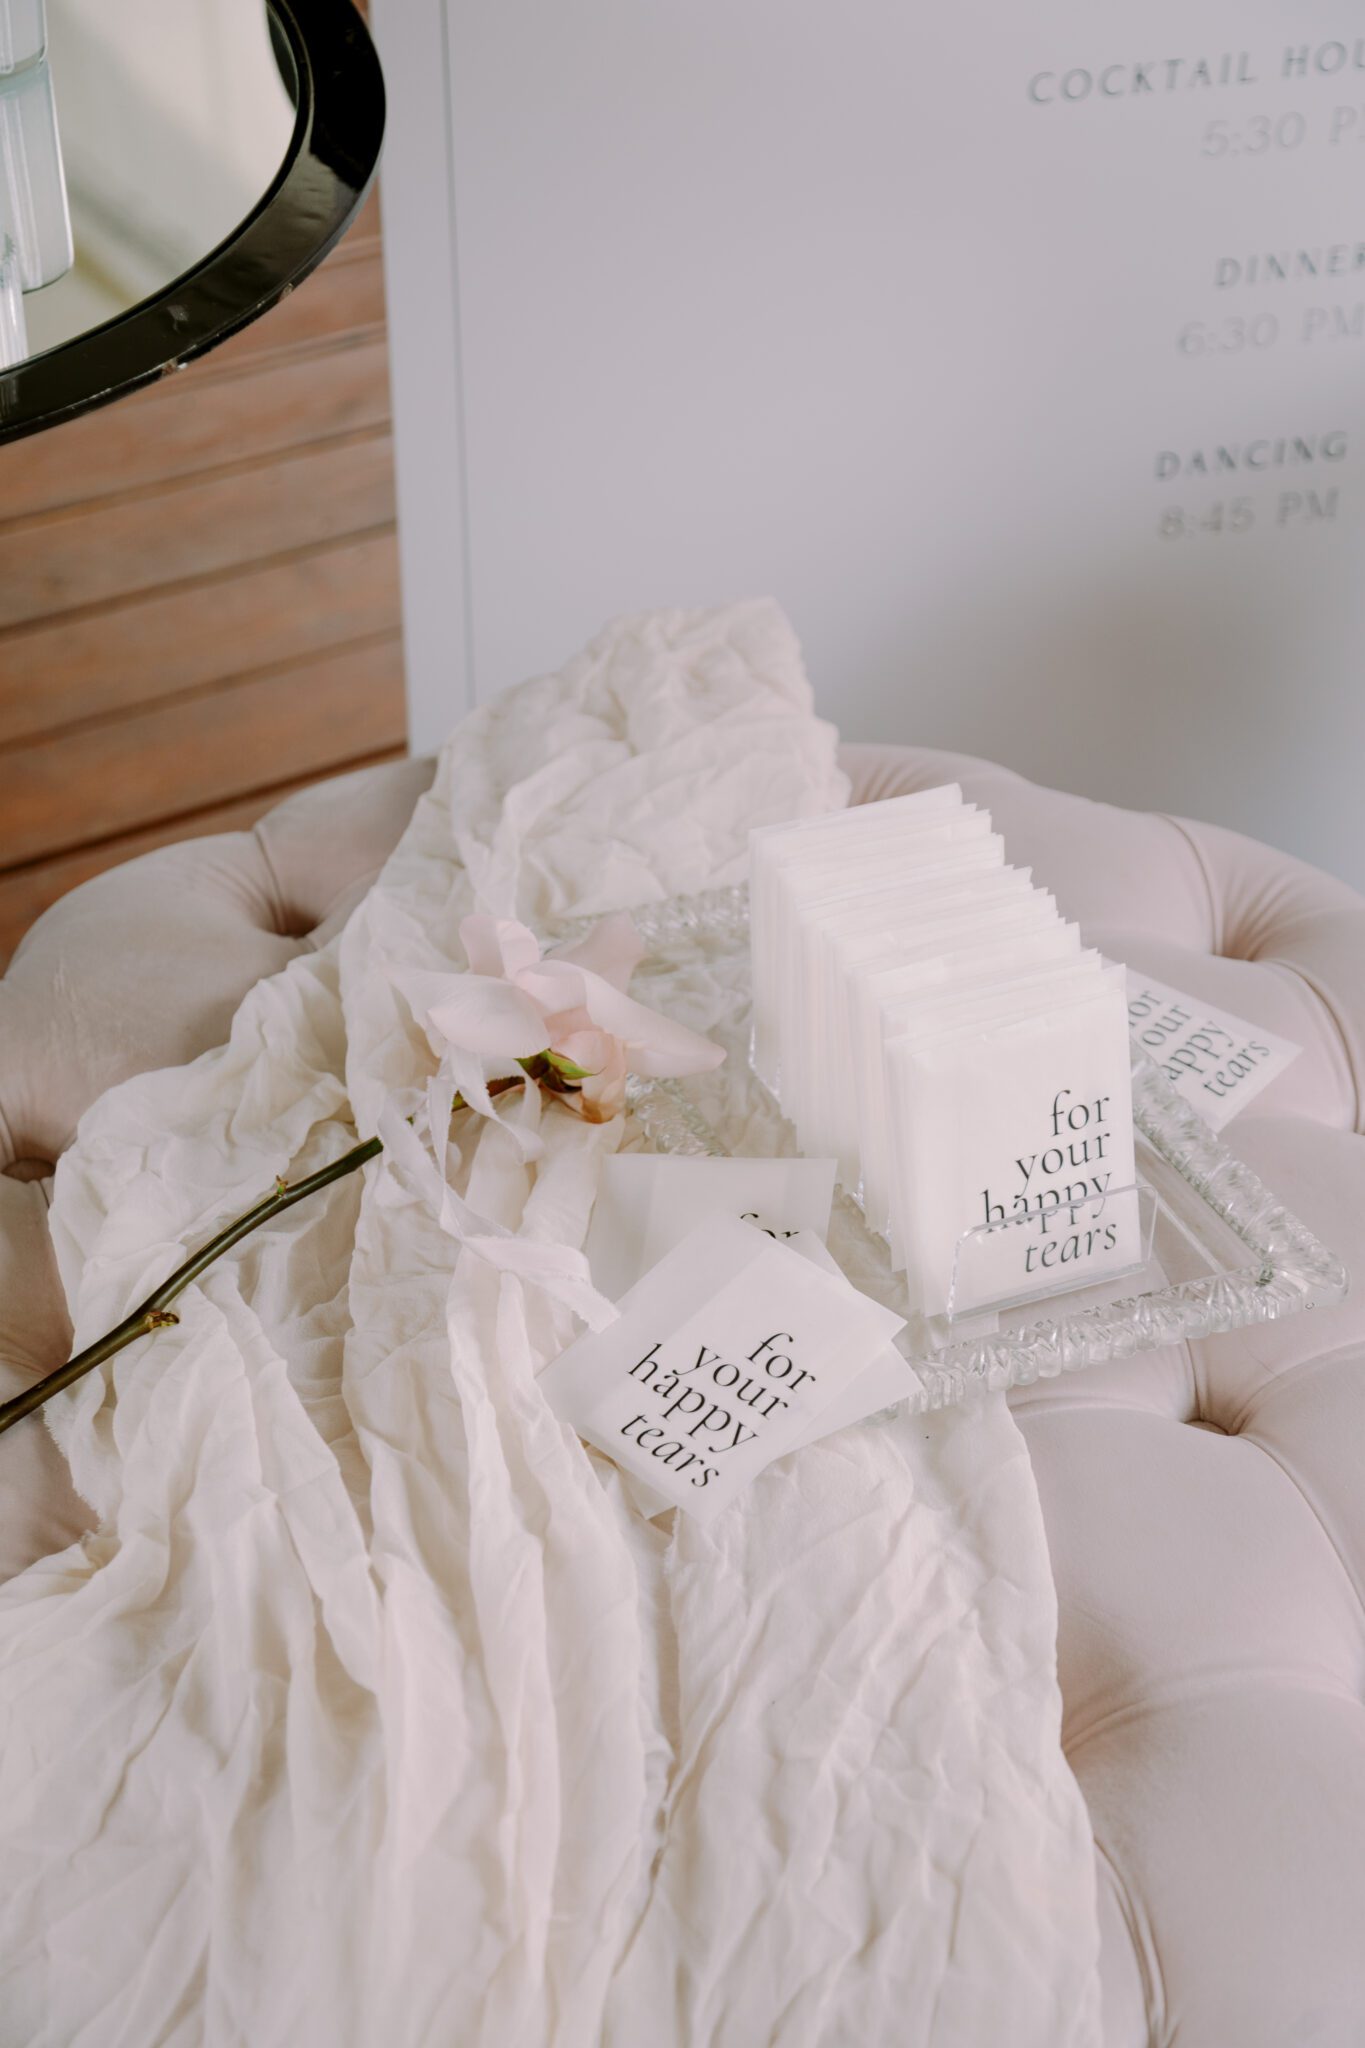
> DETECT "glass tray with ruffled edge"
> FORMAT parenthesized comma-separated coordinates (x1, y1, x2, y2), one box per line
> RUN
(546, 883, 1347, 1414)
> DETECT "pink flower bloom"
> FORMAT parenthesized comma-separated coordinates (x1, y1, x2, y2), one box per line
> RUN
(404, 911, 724, 1123)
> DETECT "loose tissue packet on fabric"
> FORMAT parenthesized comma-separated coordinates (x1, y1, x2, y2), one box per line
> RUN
(1126, 970, 1301, 1130)
(784, 1232, 922, 1443)
(618, 1231, 921, 1520)
(584, 1153, 837, 1300)
(541, 1214, 905, 1526)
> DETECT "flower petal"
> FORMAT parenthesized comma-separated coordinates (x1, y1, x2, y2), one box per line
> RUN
(517, 960, 587, 1017)
(623, 1029, 727, 1079)
(542, 1002, 594, 1041)
(535, 961, 725, 1077)
(460, 914, 543, 982)
(425, 973, 550, 1057)
(580, 1040, 630, 1120)
(551, 913, 645, 993)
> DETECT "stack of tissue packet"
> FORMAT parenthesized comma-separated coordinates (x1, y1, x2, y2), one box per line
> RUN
(751, 785, 1138, 1319)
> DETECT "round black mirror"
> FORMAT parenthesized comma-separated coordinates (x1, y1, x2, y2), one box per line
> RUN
(0, 0, 383, 443)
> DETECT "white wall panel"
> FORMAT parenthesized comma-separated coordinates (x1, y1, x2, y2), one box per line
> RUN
(383, 0, 1365, 882)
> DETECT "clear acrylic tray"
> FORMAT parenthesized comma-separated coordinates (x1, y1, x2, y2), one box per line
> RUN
(601, 885, 1349, 1414)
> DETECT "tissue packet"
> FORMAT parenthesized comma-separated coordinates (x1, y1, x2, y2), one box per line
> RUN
(886, 966, 1137, 1315)
(1125, 970, 1301, 1129)
(623, 1230, 921, 1518)
(584, 1153, 837, 1300)
(751, 785, 966, 1089)
(851, 916, 1085, 1227)
(540, 1214, 905, 1526)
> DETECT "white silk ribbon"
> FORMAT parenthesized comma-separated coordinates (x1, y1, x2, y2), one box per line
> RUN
(376, 1091, 619, 1334)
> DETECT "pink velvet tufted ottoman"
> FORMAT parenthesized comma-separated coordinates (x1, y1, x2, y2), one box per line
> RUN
(3, 744, 1364, 2047)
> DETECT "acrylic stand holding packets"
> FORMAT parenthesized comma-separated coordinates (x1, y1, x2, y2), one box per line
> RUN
(945, 1180, 1158, 1333)
(547, 885, 1346, 1415)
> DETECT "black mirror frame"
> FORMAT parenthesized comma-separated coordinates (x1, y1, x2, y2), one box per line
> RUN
(0, 0, 385, 445)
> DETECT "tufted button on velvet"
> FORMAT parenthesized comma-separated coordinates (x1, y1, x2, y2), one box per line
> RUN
(252, 755, 436, 942)
(1172, 814, 1364, 966)
(0, 757, 437, 1170)
(2, 1157, 55, 1183)
(1, 740, 1363, 2042)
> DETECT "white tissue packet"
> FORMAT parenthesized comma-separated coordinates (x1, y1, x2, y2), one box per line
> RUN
(540, 1214, 906, 1526)
(750, 784, 966, 1089)
(849, 913, 1084, 1221)
(584, 1153, 837, 1300)
(784, 1233, 921, 1442)
(771, 815, 998, 1118)
(1125, 971, 1301, 1130)
(887, 969, 1138, 1316)
(622, 1230, 921, 1519)
(750, 784, 1139, 1322)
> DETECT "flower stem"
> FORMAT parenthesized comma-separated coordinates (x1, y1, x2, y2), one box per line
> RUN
(0, 1135, 383, 1440)
(0, 1071, 544, 1445)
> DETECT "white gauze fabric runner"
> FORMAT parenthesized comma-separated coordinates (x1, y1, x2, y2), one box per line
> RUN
(0, 603, 1101, 2047)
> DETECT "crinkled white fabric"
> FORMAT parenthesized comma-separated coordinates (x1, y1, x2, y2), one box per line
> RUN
(0, 601, 1101, 2048)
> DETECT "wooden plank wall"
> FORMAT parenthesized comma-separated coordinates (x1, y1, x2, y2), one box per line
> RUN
(0, 190, 406, 964)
